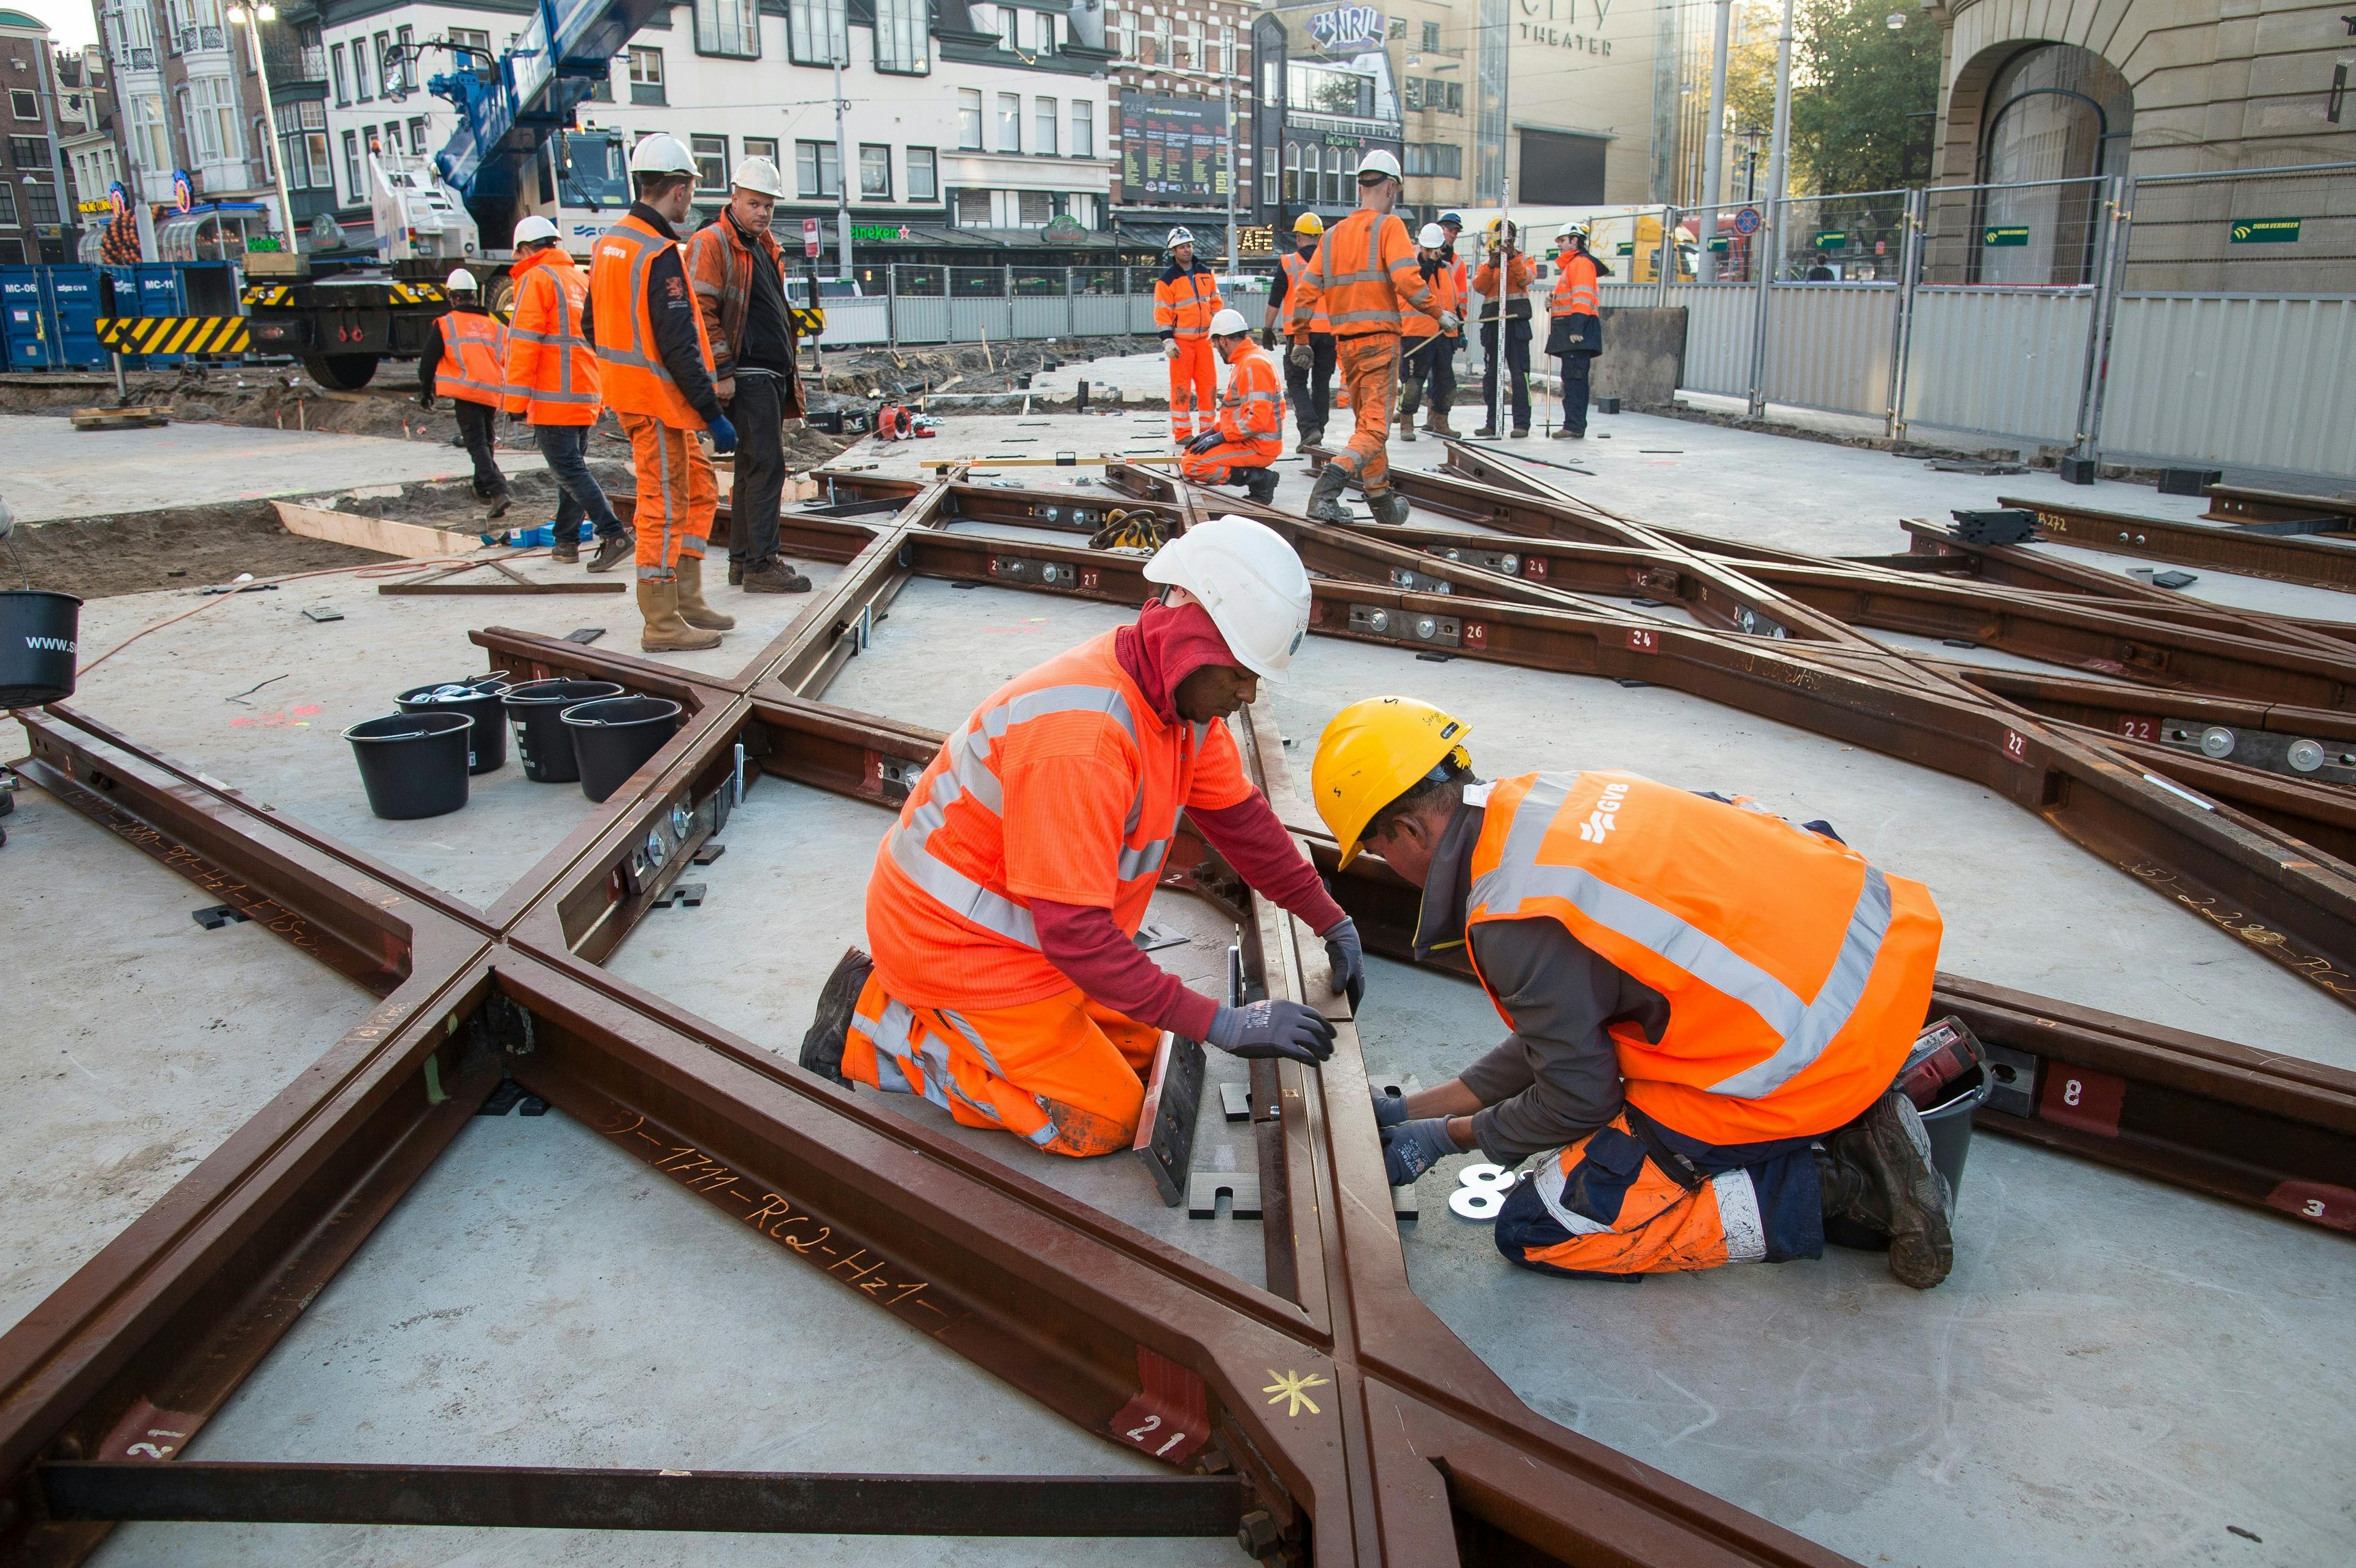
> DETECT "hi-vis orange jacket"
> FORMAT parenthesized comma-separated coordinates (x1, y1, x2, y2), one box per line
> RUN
(1471, 252, 1535, 321)
(1293, 211, 1435, 338)
(1403, 257, 1459, 339)
(1550, 248, 1601, 317)
(1153, 261, 1223, 341)
(1463, 771, 1942, 1144)
(432, 310, 507, 405)
(1278, 248, 1328, 337)
(1211, 340, 1285, 456)
(864, 629, 1260, 1011)
(589, 210, 717, 429)
(500, 247, 600, 426)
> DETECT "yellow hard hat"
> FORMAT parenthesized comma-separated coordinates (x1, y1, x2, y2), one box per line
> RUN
(1293, 212, 1324, 236)
(1311, 696, 1474, 868)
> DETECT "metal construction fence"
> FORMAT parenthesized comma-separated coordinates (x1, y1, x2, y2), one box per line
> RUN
(810, 264, 1268, 352)
(1588, 162, 2356, 482)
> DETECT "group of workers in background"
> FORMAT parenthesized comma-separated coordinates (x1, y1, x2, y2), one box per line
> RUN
(415, 131, 823, 652)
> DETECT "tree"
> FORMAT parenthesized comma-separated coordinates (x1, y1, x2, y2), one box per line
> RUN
(1788, 0, 1942, 195)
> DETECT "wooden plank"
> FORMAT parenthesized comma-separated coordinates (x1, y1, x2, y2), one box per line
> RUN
(272, 500, 482, 562)
(70, 406, 170, 430)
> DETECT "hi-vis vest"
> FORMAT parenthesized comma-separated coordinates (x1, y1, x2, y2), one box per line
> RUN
(433, 310, 507, 405)
(1280, 249, 1328, 336)
(589, 211, 716, 429)
(1213, 341, 1284, 455)
(1306, 210, 1434, 338)
(1550, 249, 1600, 317)
(1465, 771, 1942, 1143)
(501, 250, 601, 426)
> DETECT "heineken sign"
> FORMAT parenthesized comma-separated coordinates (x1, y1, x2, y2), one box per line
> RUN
(1982, 225, 2030, 247)
(2230, 218, 2300, 244)
(850, 223, 909, 242)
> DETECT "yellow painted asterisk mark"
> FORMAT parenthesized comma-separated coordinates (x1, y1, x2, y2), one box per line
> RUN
(1262, 1369, 1328, 1418)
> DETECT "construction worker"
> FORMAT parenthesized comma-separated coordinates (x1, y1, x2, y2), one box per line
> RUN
(1261, 212, 1332, 451)
(687, 154, 820, 596)
(587, 132, 740, 654)
(1395, 223, 1459, 445)
(1429, 213, 1469, 437)
(1546, 222, 1604, 439)
(1310, 697, 1955, 1289)
(1155, 228, 1223, 444)
(1292, 151, 1457, 527)
(1471, 220, 1534, 438)
(501, 215, 631, 572)
(801, 517, 1365, 1156)
(417, 267, 512, 518)
(1179, 309, 1283, 503)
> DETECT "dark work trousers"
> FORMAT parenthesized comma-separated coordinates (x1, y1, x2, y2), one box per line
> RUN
(1479, 318, 1531, 430)
(1284, 332, 1335, 440)
(728, 370, 787, 567)
(533, 423, 627, 540)
(1426, 336, 1458, 420)
(1558, 352, 1593, 435)
(452, 398, 509, 499)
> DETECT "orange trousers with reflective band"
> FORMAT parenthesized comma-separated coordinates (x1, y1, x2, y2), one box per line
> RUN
(1179, 439, 1276, 485)
(1167, 337, 1217, 442)
(621, 412, 715, 582)
(1332, 334, 1400, 490)
(840, 971, 1162, 1156)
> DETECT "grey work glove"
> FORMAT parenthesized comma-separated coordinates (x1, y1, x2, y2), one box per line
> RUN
(1371, 1088, 1409, 1131)
(1186, 429, 1223, 455)
(1207, 999, 1336, 1067)
(1382, 1117, 1460, 1185)
(1438, 309, 1461, 334)
(1289, 340, 1312, 371)
(1163, 338, 1180, 361)
(1320, 915, 1365, 1010)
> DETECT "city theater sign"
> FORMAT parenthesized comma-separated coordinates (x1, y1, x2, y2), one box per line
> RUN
(1517, 0, 1616, 55)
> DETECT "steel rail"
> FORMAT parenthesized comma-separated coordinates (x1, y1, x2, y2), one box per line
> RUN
(1995, 494, 2356, 593)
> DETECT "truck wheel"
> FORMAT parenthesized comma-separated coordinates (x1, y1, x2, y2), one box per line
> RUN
(302, 353, 380, 391)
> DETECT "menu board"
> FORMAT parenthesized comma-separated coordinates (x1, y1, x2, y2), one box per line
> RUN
(1119, 93, 1229, 204)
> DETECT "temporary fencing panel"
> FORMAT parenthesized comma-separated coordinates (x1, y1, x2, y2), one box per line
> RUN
(2102, 293, 2356, 477)
(1761, 282, 1897, 418)
(1658, 284, 1750, 398)
(1900, 286, 2096, 447)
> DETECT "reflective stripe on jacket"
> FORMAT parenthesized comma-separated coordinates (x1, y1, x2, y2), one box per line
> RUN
(1301, 211, 1434, 338)
(1464, 771, 1942, 1143)
(1471, 253, 1535, 321)
(1279, 250, 1328, 337)
(1403, 258, 1458, 339)
(1212, 340, 1285, 456)
(1550, 249, 1600, 317)
(588, 211, 717, 428)
(501, 248, 600, 425)
(1153, 263, 1223, 340)
(433, 310, 507, 405)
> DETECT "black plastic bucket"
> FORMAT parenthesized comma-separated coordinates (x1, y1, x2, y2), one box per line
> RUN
(562, 696, 682, 802)
(396, 672, 511, 775)
(344, 712, 473, 820)
(1, 590, 83, 708)
(502, 678, 623, 783)
(1823, 1065, 1992, 1252)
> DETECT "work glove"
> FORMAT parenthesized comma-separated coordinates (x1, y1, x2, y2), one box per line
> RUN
(1206, 999, 1336, 1068)
(1186, 429, 1223, 455)
(706, 413, 739, 456)
(1320, 915, 1365, 1010)
(1290, 340, 1312, 371)
(1163, 339, 1180, 361)
(1438, 309, 1461, 334)
(1381, 1118, 1460, 1186)
(1259, 328, 1276, 350)
(1371, 1088, 1409, 1131)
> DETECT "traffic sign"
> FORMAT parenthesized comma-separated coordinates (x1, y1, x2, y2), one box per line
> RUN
(802, 216, 821, 258)
(1733, 206, 1760, 236)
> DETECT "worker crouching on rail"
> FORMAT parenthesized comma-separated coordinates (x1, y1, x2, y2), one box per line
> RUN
(1178, 309, 1283, 504)
(801, 518, 1366, 1157)
(1311, 698, 1957, 1288)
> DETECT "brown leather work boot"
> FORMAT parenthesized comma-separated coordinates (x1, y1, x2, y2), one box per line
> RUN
(1817, 1091, 1955, 1289)
(673, 554, 735, 631)
(636, 578, 723, 653)
(743, 556, 813, 593)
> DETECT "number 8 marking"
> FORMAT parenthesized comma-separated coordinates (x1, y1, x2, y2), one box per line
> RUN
(2063, 1078, 2084, 1107)
(1450, 1163, 1517, 1220)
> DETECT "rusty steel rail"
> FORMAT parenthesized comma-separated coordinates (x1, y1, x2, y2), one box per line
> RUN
(1992, 494, 2356, 593)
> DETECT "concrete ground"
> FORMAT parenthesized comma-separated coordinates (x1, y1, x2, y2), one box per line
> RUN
(0, 413, 547, 524)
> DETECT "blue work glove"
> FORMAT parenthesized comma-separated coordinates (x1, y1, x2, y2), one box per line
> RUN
(1187, 429, 1223, 455)
(1320, 915, 1365, 1010)
(706, 413, 739, 456)
(1371, 1089, 1409, 1131)
(1207, 999, 1336, 1067)
(1381, 1117, 1460, 1185)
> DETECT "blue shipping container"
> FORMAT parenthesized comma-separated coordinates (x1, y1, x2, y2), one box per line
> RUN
(1, 266, 55, 369)
(45, 266, 107, 369)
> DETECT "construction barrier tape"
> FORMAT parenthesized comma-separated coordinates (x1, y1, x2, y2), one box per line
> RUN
(96, 316, 253, 355)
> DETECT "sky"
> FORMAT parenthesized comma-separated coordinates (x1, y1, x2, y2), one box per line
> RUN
(17, 0, 100, 52)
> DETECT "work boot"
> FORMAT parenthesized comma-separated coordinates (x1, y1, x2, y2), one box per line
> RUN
(1472, 424, 1499, 439)
(1396, 379, 1424, 443)
(798, 945, 873, 1088)
(587, 530, 633, 574)
(1366, 488, 1411, 526)
(727, 559, 745, 585)
(1554, 428, 1586, 440)
(742, 555, 813, 593)
(1304, 461, 1353, 525)
(483, 491, 512, 520)
(673, 554, 735, 630)
(1426, 412, 1458, 439)
(636, 578, 723, 653)
(1816, 1091, 1955, 1289)
(1295, 428, 1325, 454)
(549, 536, 580, 564)
(1241, 468, 1280, 505)
(1510, 426, 1530, 439)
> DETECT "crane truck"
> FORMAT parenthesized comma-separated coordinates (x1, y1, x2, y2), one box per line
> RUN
(241, 0, 666, 390)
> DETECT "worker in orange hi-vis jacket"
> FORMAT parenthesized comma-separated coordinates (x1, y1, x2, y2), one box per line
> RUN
(1394, 223, 1460, 445)
(1179, 309, 1284, 504)
(1290, 150, 1457, 527)
(1153, 228, 1223, 444)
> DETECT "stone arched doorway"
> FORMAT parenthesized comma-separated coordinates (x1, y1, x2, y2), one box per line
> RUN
(1942, 40, 2133, 285)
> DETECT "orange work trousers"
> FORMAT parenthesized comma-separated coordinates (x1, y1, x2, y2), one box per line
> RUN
(1331, 333, 1401, 491)
(1179, 439, 1277, 485)
(841, 972, 1162, 1157)
(1167, 337, 1217, 442)
(620, 412, 715, 583)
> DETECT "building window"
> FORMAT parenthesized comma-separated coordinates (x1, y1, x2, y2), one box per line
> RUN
(352, 34, 372, 100)
(795, 139, 839, 198)
(8, 137, 45, 167)
(907, 145, 936, 199)
(1262, 155, 1277, 207)
(1035, 10, 1056, 57)
(1034, 97, 1057, 156)
(252, 117, 271, 178)
(1174, 17, 1196, 67)
(996, 92, 1020, 153)
(853, 142, 890, 198)
(1405, 142, 1461, 179)
(450, 27, 490, 63)
(1282, 143, 1297, 203)
(406, 117, 426, 154)
(789, 0, 847, 65)
(395, 25, 416, 89)
(9, 89, 35, 121)
(874, 0, 928, 73)
(1071, 101, 1093, 158)
(954, 187, 991, 225)
(1422, 20, 1440, 49)
(128, 93, 169, 172)
(692, 134, 728, 190)
(1117, 9, 1136, 59)
(23, 180, 57, 226)
(330, 42, 348, 104)
(1017, 190, 1051, 227)
(341, 128, 360, 198)
(744, 135, 778, 166)
(1151, 14, 1168, 66)
(695, 0, 760, 58)
(957, 88, 982, 149)
(628, 47, 665, 104)
(1403, 78, 1464, 114)
(0, 181, 15, 226)
(1323, 145, 1343, 204)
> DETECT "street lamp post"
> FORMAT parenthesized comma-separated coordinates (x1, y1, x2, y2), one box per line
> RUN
(226, 2, 299, 248)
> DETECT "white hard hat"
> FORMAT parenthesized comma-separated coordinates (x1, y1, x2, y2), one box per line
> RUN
(1558, 221, 1590, 243)
(512, 215, 560, 245)
(1143, 515, 1312, 685)
(1209, 308, 1249, 337)
(731, 156, 784, 197)
(1418, 222, 1447, 248)
(1355, 149, 1402, 182)
(445, 267, 479, 291)
(1166, 226, 1196, 250)
(628, 131, 697, 177)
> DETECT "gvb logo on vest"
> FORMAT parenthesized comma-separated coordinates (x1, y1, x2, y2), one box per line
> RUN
(1578, 780, 1629, 844)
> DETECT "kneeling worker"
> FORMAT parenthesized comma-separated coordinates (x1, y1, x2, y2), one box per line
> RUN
(802, 518, 1366, 1156)
(1179, 309, 1283, 504)
(1310, 698, 1956, 1288)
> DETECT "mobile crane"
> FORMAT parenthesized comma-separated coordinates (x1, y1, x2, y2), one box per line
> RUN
(242, 0, 668, 390)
